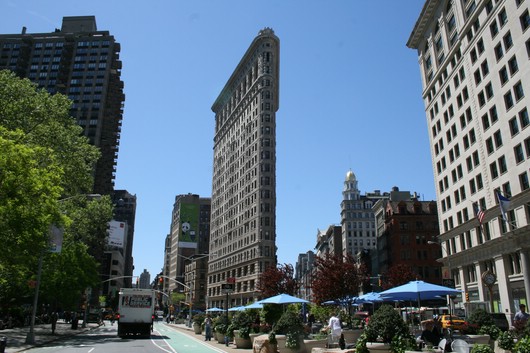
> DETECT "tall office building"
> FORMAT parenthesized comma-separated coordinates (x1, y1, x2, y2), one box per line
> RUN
(112, 190, 137, 288)
(0, 16, 124, 195)
(167, 194, 211, 298)
(341, 170, 389, 256)
(208, 28, 279, 309)
(408, 0, 530, 315)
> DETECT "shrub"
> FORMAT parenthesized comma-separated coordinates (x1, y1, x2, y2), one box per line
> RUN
(214, 315, 229, 334)
(497, 330, 515, 351)
(273, 311, 304, 336)
(468, 309, 493, 330)
(514, 336, 530, 353)
(478, 324, 500, 340)
(390, 332, 417, 353)
(226, 311, 252, 339)
(192, 313, 205, 326)
(470, 343, 493, 353)
(286, 332, 300, 349)
(355, 332, 369, 353)
(364, 304, 410, 343)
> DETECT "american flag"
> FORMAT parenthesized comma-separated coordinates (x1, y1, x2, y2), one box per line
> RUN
(474, 203, 485, 224)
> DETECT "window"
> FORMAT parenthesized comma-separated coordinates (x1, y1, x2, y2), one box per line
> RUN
(514, 81, 525, 101)
(499, 66, 509, 85)
(521, 9, 530, 31)
(494, 130, 503, 147)
(482, 113, 491, 130)
(515, 144, 525, 163)
(486, 137, 494, 154)
(470, 48, 478, 63)
(490, 105, 499, 123)
(477, 38, 485, 54)
(504, 91, 514, 110)
(508, 56, 519, 74)
(498, 156, 507, 174)
(490, 20, 499, 38)
(510, 117, 520, 136)
(447, 14, 456, 33)
(474, 69, 482, 85)
(503, 32, 513, 50)
(478, 91, 486, 106)
(490, 162, 499, 179)
(520, 172, 530, 191)
(498, 8, 508, 27)
(481, 60, 489, 76)
(495, 43, 504, 61)
(485, 82, 494, 99)
(520, 108, 529, 128)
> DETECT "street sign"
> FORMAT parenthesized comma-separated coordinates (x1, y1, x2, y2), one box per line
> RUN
(221, 283, 234, 293)
(443, 279, 455, 288)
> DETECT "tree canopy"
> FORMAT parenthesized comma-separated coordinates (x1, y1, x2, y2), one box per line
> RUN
(256, 263, 299, 298)
(0, 70, 112, 312)
(311, 253, 367, 305)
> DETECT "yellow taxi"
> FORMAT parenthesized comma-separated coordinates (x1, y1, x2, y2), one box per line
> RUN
(439, 314, 467, 330)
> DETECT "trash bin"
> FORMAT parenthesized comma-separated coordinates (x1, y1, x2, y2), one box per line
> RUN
(0, 336, 7, 353)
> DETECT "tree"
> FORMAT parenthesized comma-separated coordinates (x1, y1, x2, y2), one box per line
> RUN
(257, 263, 299, 297)
(0, 70, 100, 197)
(381, 264, 418, 290)
(311, 253, 365, 305)
(0, 70, 110, 312)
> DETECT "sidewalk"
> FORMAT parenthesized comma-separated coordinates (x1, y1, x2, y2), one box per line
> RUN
(0, 321, 100, 353)
(168, 323, 243, 353)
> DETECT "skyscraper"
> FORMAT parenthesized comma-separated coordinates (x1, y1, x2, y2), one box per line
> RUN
(408, 0, 530, 314)
(0, 16, 124, 195)
(208, 28, 279, 309)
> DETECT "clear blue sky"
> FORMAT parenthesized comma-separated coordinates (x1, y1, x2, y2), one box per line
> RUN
(2, 0, 435, 279)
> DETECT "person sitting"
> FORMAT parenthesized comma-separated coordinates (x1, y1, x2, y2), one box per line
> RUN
(420, 320, 443, 347)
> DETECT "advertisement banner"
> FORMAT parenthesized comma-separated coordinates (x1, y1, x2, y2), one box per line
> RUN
(108, 220, 125, 248)
(179, 203, 199, 248)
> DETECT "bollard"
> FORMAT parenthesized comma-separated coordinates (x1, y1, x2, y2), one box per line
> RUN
(0, 336, 7, 353)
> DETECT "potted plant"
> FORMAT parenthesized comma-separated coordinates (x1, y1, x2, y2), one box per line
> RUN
(495, 330, 515, 352)
(358, 304, 411, 353)
(479, 324, 501, 341)
(466, 309, 493, 343)
(273, 310, 305, 353)
(214, 316, 229, 343)
(514, 336, 530, 353)
(471, 343, 494, 353)
(192, 313, 205, 334)
(231, 311, 252, 349)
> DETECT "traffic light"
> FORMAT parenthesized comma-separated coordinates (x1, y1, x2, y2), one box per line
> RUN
(465, 292, 469, 302)
(159, 277, 163, 285)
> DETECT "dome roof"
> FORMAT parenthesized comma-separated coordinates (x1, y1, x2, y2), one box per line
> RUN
(346, 170, 356, 181)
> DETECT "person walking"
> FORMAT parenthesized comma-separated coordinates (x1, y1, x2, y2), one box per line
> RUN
(204, 315, 213, 341)
(514, 303, 530, 331)
(50, 312, 58, 334)
(326, 311, 342, 347)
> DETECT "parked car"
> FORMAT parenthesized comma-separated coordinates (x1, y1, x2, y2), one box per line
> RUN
(439, 314, 467, 330)
(490, 313, 509, 331)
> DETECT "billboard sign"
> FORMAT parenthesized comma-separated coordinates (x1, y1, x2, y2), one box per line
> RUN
(179, 203, 199, 248)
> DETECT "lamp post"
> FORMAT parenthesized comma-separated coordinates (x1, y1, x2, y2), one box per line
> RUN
(428, 240, 454, 314)
(25, 194, 101, 344)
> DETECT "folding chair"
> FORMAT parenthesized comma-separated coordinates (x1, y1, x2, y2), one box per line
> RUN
(451, 339, 469, 353)
(433, 338, 446, 353)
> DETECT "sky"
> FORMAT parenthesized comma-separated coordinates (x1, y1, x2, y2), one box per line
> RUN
(1, 0, 436, 279)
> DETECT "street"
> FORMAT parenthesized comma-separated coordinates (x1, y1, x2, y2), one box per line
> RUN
(21, 322, 231, 353)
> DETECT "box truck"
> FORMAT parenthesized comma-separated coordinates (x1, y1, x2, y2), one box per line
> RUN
(117, 288, 155, 338)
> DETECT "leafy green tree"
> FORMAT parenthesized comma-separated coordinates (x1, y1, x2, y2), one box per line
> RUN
(0, 70, 111, 312)
(0, 70, 100, 197)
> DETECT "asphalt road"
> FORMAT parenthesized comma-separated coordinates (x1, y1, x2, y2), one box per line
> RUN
(22, 322, 232, 353)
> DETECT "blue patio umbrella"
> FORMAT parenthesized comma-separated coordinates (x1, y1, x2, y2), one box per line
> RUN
(356, 292, 383, 303)
(206, 307, 224, 312)
(244, 302, 264, 310)
(228, 306, 246, 312)
(258, 293, 309, 305)
(379, 280, 462, 308)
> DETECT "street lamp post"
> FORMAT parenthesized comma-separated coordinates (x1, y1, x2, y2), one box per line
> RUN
(428, 240, 454, 314)
(26, 194, 101, 344)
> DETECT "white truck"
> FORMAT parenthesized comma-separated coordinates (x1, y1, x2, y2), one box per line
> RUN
(117, 288, 155, 338)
